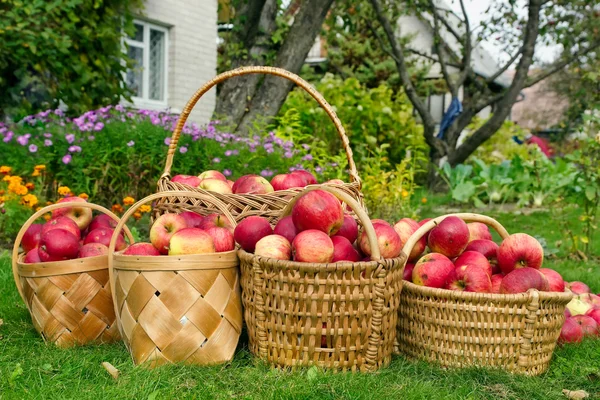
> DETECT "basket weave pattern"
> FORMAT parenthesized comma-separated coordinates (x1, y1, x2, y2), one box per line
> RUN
(395, 213, 573, 375)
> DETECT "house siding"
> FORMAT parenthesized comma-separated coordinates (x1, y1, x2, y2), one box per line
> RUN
(142, 0, 217, 123)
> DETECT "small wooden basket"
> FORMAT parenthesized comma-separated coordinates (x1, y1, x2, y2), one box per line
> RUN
(239, 186, 405, 372)
(155, 66, 365, 225)
(395, 213, 574, 376)
(108, 191, 243, 368)
(12, 202, 133, 347)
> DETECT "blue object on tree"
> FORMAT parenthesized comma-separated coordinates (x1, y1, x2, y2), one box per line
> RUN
(437, 97, 462, 139)
(512, 135, 524, 144)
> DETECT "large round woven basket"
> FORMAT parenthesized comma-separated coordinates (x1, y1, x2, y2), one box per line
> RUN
(12, 202, 134, 347)
(155, 66, 365, 225)
(108, 191, 243, 368)
(239, 186, 405, 372)
(395, 213, 574, 376)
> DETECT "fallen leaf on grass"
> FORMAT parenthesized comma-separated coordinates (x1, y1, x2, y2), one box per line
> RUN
(101, 362, 119, 380)
(562, 389, 589, 399)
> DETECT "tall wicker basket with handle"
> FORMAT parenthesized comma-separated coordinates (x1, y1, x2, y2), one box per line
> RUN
(239, 186, 405, 372)
(12, 202, 134, 347)
(108, 191, 243, 368)
(155, 66, 365, 225)
(396, 213, 573, 376)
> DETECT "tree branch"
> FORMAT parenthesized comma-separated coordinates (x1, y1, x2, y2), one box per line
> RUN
(429, 1, 457, 96)
(455, 0, 471, 88)
(486, 46, 523, 84)
(405, 47, 462, 68)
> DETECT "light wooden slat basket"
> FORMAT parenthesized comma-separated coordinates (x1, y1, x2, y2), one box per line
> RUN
(155, 66, 365, 225)
(239, 186, 405, 372)
(108, 191, 243, 368)
(395, 213, 574, 376)
(12, 202, 134, 347)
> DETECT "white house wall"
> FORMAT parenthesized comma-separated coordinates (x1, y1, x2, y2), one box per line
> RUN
(143, 0, 217, 123)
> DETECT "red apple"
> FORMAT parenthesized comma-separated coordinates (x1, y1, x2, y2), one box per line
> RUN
(324, 179, 344, 185)
(172, 174, 202, 187)
(199, 213, 234, 234)
(79, 243, 108, 258)
(567, 297, 593, 316)
(586, 308, 600, 327)
(169, 228, 215, 255)
(454, 251, 492, 277)
(491, 274, 503, 293)
(123, 242, 161, 256)
(42, 216, 81, 240)
(403, 262, 415, 282)
(51, 196, 93, 230)
(292, 230, 334, 263)
(24, 248, 42, 263)
(568, 281, 590, 294)
(412, 253, 455, 288)
(559, 318, 584, 344)
(274, 216, 299, 243)
(149, 213, 187, 254)
(88, 214, 118, 233)
(359, 223, 402, 259)
(255, 234, 292, 260)
(227, 180, 235, 188)
(231, 175, 251, 193)
(204, 226, 235, 252)
(180, 211, 205, 229)
(427, 216, 470, 258)
(85, 227, 127, 251)
(198, 170, 227, 182)
(417, 218, 433, 242)
(371, 219, 391, 227)
(291, 190, 344, 235)
(233, 175, 274, 194)
(290, 170, 317, 185)
(467, 222, 493, 242)
(572, 315, 599, 337)
(38, 229, 80, 261)
(464, 239, 499, 268)
(234, 216, 273, 252)
(200, 178, 233, 194)
(499, 267, 549, 294)
(335, 215, 359, 244)
(497, 233, 544, 275)
(445, 265, 492, 293)
(331, 235, 361, 262)
(565, 308, 572, 318)
(539, 268, 565, 292)
(22, 223, 42, 253)
(394, 218, 426, 262)
(270, 174, 306, 191)
(578, 293, 600, 308)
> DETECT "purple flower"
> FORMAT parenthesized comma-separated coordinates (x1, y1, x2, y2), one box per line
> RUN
(260, 169, 274, 178)
(68, 145, 82, 153)
(164, 137, 172, 146)
(127, 141, 135, 147)
(302, 144, 311, 151)
(302, 154, 313, 161)
(3, 131, 13, 142)
(225, 150, 233, 156)
(179, 146, 188, 154)
(284, 151, 293, 159)
(44, 139, 53, 147)
(62, 154, 72, 164)
(29, 144, 38, 153)
(65, 134, 75, 144)
(88, 135, 95, 141)
(212, 157, 221, 163)
(17, 135, 29, 146)
(94, 122, 104, 131)
(115, 104, 124, 112)
(223, 169, 232, 177)
(315, 166, 323, 174)
(43, 133, 52, 138)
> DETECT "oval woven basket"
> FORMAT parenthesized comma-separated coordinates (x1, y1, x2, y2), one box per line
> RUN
(12, 202, 134, 347)
(155, 66, 365, 225)
(395, 213, 574, 376)
(108, 191, 243, 368)
(239, 186, 405, 372)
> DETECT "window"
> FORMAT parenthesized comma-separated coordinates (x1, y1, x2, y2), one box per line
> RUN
(124, 21, 168, 108)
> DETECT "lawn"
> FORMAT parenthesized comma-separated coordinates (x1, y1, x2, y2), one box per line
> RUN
(1, 207, 599, 399)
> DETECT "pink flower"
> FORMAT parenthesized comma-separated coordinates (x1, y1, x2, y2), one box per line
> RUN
(29, 144, 38, 153)
(223, 169, 232, 177)
(127, 141, 135, 147)
(44, 139, 53, 146)
(94, 122, 104, 131)
(17, 135, 29, 146)
(164, 137, 171, 145)
(62, 154, 72, 164)
(179, 146, 188, 153)
(212, 157, 221, 163)
(65, 134, 75, 144)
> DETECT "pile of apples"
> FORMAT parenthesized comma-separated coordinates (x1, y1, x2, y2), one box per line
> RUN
(234, 189, 403, 263)
(122, 211, 235, 256)
(21, 197, 128, 262)
(560, 286, 600, 343)
(171, 169, 343, 195)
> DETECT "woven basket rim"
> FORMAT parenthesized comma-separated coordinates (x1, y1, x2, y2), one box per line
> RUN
(113, 249, 239, 272)
(402, 280, 574, 303)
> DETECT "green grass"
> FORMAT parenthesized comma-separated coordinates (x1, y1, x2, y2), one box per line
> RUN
(1, 208, 600, 399)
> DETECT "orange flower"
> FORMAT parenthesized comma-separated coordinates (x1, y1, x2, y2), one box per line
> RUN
(25, 182, 35, 190)
(78, 193, 89, 200)
(401, 189, 409, 198)
(0, 196, 5, 204)
(421, 197, 427, 204)
(123, 196, 135, 206)
(43, 214, 51, 221)
(138, 205, 151, 213)
(46, 201, 53, 205)
(0, 190, 4, 195)
(133, 212, 142, 220)
(57, 186, 70, 196)
(0, 166, 11, 175)
(2, 175, 12, 182)
(35, 206, 42, 212)
(31, 170, 41, 177)
(68, 192, 75, 197)
(8, 182, 28, 196)
(112, 204, 124, 214)
(34, 165, 46, 171)
(21, 194, 38, 208)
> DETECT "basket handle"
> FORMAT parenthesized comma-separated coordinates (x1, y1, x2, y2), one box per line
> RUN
(402, 213, 510, 261)
(11, 202, 134, 304)
(160, 66, 361, 187)
(281, 186, 381, 260)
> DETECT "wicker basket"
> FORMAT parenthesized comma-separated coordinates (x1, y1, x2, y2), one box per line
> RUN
(12, 202, 134, 347)
(395, 213, 574, 376)
(239, 186, 405, 372)
(155, 66, 365, 225)
(107, 191, 243, 368)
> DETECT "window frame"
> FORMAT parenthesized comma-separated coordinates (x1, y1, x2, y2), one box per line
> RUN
(123, 19, 169, 110)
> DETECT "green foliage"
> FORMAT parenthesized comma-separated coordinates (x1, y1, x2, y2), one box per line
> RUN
(465, 118, 537, 164)
(0, 0, 142, 119)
